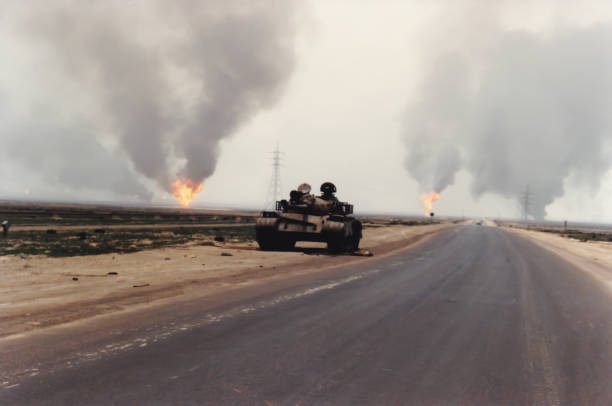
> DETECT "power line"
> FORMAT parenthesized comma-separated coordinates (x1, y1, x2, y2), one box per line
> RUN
(264, 143, 283, 211)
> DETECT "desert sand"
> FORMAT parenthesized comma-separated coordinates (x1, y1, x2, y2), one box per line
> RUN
(0, 223, 454, 338)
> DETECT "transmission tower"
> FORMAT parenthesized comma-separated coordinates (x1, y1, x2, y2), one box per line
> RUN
(521, 184, 534, 221)
(264, 144, 283, 210)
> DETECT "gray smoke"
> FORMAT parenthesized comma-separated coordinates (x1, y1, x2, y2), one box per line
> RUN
(5, 117, 154, 200)
(173, 3, 298, 183)
(404, 24, 612, 219)
(404, 53, 468, 194)
(1, 1, 297, 199)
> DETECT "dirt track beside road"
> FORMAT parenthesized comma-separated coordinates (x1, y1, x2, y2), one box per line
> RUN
(0, 223, 455, 338)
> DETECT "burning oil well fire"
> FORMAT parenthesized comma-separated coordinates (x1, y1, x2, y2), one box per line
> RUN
(420, 192, 440, 217)
(171, 179, 203, 208)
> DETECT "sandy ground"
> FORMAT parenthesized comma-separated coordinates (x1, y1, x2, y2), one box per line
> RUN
(9, 223, 252, 231)
(505, 226, 612, 291)
(0, 223, 453, 338)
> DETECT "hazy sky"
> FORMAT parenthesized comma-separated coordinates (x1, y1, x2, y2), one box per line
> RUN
(1, 0, 612, 222)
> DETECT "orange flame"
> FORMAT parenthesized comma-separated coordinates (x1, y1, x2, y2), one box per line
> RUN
(171, 179, 202, 208)
(420, 192, 440, 215)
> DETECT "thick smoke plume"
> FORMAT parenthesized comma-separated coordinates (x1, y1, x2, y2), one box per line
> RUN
(0, 1, 297, 200)
(404, 16, 612, 219)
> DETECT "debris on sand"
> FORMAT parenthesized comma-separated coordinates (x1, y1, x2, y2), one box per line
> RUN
(72, 277, 79, 281)
(352, 249, 373, 257)
(62, 272, 114, 278)
(133, 283, 150, 288)
(107, 271, 118, 275)
(1, 220, 9, 238)
(164, 257, 171, 260)
(221, 252, 233, 257)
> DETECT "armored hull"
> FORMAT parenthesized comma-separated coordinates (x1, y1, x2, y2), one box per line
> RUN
(256, 182, 362, 252)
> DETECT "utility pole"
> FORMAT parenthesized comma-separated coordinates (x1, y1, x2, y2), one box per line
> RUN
(264, 143, 283, 210)
(521, 185, 533, 222)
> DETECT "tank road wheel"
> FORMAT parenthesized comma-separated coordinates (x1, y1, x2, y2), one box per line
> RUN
(344, 235, 359, 252)
(327, 220, 362, 253)
(256, 229, 277, 251)
(327, 237, 344, 253)
(327, 222, 351, 253)
(349, 220, 362, 251)
(277, 238, 296, 251)
(256, 229, 296, 252)
(350, 236, 361, 251)
(343, 234, 360, 252)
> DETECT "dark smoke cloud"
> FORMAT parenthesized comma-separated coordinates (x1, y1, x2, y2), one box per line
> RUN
(404, 24, 612, 219)
(2, 1, 298, 198)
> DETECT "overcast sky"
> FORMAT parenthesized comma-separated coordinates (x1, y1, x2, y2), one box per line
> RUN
(1, 1, 612, 222)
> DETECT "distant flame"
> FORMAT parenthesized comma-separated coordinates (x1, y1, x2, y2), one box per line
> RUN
(171, 179, 202, 208)
(420, 192, 440, 215)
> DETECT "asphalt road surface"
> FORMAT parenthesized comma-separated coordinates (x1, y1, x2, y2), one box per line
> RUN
(2, 225, 612, 405)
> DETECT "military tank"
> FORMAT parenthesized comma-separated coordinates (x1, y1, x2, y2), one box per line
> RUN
(256, 182, 362, 253)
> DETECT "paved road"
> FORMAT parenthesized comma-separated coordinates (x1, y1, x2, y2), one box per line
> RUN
(3, 225, 612, 405)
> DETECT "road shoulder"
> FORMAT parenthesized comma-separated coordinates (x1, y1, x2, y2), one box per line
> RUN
(505, 226, 612, 291)
(1, 222, 456, 339)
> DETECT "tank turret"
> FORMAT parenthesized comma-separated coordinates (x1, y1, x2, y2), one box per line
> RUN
(256, 182, 362, 253)
(277, 182, 354, 216)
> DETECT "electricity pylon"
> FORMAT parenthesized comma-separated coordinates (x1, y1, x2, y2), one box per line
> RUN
(264, 144, 283, 210)
(521, 184, 533, 221)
